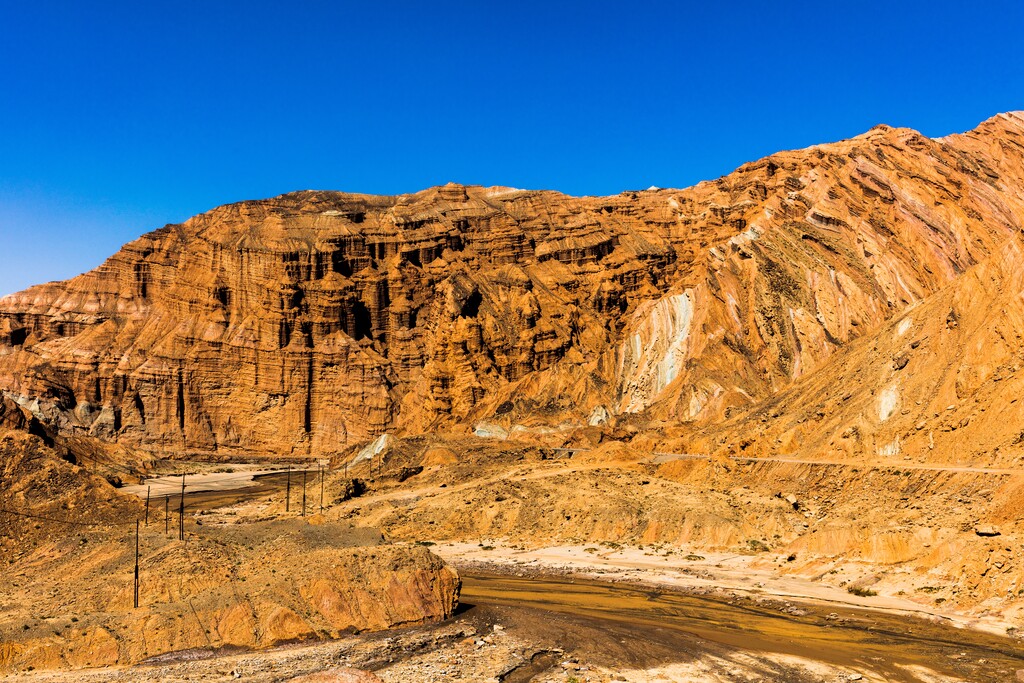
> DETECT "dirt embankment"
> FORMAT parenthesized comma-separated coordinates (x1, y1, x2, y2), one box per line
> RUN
(0, 433, 460, 675)
(328, 434, 1024, 631)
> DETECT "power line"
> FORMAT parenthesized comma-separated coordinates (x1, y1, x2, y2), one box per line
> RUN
(63, 449, 145, 477)
(2, 465, 333, 528)
(0, 505, 110, 527)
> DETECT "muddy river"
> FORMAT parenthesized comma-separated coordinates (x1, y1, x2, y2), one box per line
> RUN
(461, 573, 1024, 682)
(120, 469, 1024, 680)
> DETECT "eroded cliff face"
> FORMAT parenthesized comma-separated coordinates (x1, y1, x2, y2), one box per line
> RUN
(3, 112, 1024, 458)
(691, 232, 1024, 467)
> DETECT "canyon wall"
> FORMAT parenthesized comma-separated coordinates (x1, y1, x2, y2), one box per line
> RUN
(2, 112, 1024, 459)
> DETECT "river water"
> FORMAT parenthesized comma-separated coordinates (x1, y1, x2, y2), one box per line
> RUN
(462, 573, 1024, 682)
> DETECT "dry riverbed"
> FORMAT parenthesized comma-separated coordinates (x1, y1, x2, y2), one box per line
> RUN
(13, 449, 1019, 682)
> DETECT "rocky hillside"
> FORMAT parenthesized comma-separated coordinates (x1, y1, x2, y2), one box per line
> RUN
(0, 425, 142, 550)
(690, 233, 1024, 466)
(0, 430, 460, 673)
(2, 112, 1024, 460)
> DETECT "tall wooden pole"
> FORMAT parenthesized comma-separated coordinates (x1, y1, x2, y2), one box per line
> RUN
(133, 519, 140, 609)
(286, 465, 291, 512)
(301, 469, 307, 517)
(164, 495, 169, 535)
(319, 463, 324, 513)
(178, 474, 185, 541)
(145, 486, 151, 526)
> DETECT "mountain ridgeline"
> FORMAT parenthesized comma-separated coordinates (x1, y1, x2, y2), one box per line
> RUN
(3, 112, 1024, 462)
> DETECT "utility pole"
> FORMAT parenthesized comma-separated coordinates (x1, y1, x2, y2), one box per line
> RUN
(301, 469, 307, 517)
(164, 496, 169, 535)
(286, 465, 292, 513)
(178, 474, 185, 541)
(133, 519, 140, 609)
(319, 462, 324, 513)
(145, 486, 151, 526)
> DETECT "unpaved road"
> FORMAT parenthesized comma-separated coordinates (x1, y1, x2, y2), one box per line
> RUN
(122, 449, 1024, 505)
(648, 451, 1024, 475)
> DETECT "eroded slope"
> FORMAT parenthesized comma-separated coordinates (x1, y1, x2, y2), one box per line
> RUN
(3, 113, 1024, 458)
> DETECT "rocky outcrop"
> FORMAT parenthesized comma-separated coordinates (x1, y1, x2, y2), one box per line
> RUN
(0, 431, 142, 548)
(691, 230, 1024, 467)
(3, 113, 1024, 458)
(0, 539, 459, 673)
(0, 433, 460, 673)
(0, 502, 459, 673)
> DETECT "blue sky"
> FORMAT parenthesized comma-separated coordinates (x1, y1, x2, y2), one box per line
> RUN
(1, 1, 1022, 295)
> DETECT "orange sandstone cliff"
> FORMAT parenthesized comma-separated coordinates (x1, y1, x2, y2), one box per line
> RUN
(2, 112, 1024, 462)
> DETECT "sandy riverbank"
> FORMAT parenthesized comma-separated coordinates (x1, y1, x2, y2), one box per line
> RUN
(430, 541, 1021, 637)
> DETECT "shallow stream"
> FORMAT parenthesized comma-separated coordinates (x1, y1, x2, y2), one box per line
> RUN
(462, 573, 1024, 682)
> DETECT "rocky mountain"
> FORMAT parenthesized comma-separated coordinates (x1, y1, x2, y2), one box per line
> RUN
(2, 112, 1024, 461)
(690, 232, 1024, 466)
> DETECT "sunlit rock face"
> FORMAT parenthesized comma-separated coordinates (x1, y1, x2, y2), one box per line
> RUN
(0, 430, 461, 673)
(2, 112, 1024, 457)
(617, 291, 694, 414)
(692, 235, 1024, 467)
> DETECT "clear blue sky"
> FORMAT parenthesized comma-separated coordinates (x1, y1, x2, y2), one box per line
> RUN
(2, 1, 1022, 296)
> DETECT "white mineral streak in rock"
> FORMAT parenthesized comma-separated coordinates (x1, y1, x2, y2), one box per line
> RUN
(588, 405, 610, 426)
(897, 317, 912, 336)
(728, 224, 762, 248)
(483, 187, 523, 197)
(473, 421, 509, 439)
(726, 293, 742, 327)
(877, 436, 901, 457)
(877, 385, 899, 422)
(688, 392, 704, 419)
(352, 433, 391, 464)
(508, 423, 558, 438)
(617, 291, 694, 413)
(686, 383, 723, 420)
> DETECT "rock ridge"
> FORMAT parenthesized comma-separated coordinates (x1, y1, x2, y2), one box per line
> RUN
(3, 113, 1024, 459)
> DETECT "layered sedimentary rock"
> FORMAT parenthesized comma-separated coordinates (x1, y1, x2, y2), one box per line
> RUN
(0, 433, 460, 672)
(3, 112, 1024, 459)
(691, 231, 1024, 467)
